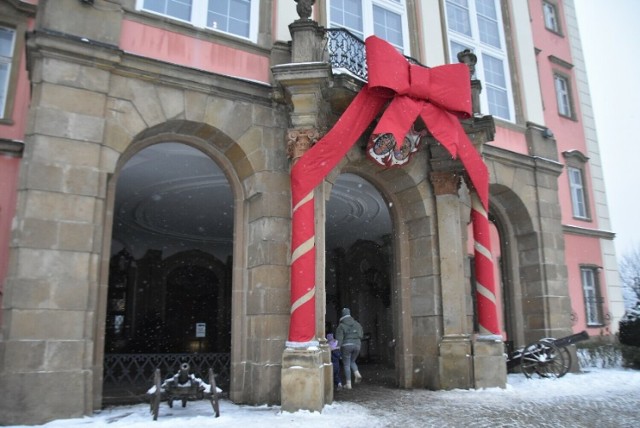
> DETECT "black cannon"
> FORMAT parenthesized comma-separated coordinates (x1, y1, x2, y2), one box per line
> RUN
(507, 330, 589, 378)
(148, 362, 220, 420)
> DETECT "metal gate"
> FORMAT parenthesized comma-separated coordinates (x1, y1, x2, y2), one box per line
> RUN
(103, 353, 230, 405)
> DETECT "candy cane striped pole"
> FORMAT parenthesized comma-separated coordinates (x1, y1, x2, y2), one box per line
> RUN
(287, 184, 318, 347)
(286, 129, 322, 347)
(471, 193, 500, 336)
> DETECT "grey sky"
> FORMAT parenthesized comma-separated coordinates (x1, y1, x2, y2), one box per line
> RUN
(575, 0, 640, 257)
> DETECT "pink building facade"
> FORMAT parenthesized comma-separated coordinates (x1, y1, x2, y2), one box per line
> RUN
(0, 0, 623, 424)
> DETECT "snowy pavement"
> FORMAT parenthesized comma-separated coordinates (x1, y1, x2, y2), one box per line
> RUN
(5, 368, 640, 427)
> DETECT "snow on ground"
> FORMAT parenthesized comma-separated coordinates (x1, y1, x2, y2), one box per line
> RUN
(6, 367, 640, 428)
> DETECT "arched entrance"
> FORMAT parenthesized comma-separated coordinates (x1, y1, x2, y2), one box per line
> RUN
(103, 142, 234, 402)
(325, 173, 394, 373)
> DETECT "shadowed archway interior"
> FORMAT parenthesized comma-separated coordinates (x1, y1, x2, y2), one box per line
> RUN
(325, 173, 394, 369)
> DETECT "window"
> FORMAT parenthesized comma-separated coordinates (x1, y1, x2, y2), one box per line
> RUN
(328, 0, 409, 53)
(543, 1, 560, 33)
(0, 26, 16, 119)
(568, 166, 588, 219)
(554, 73, 573, 117)
(444, 0, 514, 121)
(581, 267, 603, 326)
(138, 0, 258, 41)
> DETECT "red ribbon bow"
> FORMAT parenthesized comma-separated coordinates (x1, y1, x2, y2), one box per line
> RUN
(292, 36, 488, 210)
(367, 37, 471, 152)
(288, 36, 492, 343)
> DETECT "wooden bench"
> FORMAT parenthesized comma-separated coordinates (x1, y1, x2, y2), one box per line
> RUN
(148, 363, 220, 420)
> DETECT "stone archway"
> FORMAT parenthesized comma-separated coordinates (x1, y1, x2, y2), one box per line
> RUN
(321, 156, 437, 390)
(325, 173, 394, 369)
(98, 127, 247, 404)
(489, 183, 542, 349)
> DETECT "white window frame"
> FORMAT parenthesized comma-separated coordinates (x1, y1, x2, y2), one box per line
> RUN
(0, 26, 16, 119)
(554, 73, 573, 117)
(543, 1, 560, 33)
(444, 0, 515, 122)
(136, 0, 260, 43)
(327, 0, 410, 55)
(581, 267, 603, 326)
(568, 166, 588, 219)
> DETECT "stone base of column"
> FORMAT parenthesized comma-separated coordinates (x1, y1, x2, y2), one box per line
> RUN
(473, 335, 507, 389)
(321, 343, 334, 405)
(281, 346, 327, 413)
(438, 335, 473, 390)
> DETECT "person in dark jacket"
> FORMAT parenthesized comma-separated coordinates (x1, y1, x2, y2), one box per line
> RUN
(335, 308, 363, 389)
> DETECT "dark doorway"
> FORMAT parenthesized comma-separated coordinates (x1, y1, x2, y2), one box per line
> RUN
(166, 265, 221, 353)
(103, 142, 234, 401)
(325, 173, 394, 367)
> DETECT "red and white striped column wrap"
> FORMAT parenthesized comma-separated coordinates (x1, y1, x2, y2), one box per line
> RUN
(471, 193, 500, 336)
(287, 129, 321, 346)
(288, 186, 317, 346)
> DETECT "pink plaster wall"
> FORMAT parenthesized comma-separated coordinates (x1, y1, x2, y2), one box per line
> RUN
(529, 0, 596, 228)
(491, 125, 529, 155)
(0, 156, 20, 319)
(0, 34, 31, 141)
(528, 0, 607, 335)
(120, 20, 271, 84)
(0, 17, 32, 323)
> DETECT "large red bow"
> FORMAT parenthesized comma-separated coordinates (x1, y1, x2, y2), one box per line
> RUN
(365, 37, 487, 207)
(367, 37, 470, 151)
(292, 36, 488, 210)
(288, 35, 492, 343)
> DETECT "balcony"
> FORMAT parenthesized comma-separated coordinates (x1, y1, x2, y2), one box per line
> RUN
(324, 28, 423, 82)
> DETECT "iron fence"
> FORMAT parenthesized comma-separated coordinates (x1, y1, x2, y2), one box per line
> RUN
(103, 352, 230, 402)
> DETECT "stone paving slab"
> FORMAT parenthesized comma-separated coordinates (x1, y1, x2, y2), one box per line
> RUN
(334, 365, 640, 427)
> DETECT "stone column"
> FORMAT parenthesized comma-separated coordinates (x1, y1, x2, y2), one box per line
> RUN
(0, 1, 123, 422)
(430, 170, 473, 389)
(273, 19, 332, 412)
(281, 129, 330, 413)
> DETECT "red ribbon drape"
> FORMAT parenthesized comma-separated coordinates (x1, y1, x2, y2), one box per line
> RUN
(288, 36, 499, 344)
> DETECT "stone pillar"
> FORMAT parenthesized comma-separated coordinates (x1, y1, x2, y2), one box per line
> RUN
(281, 128, 330, 412)
(273, 19, 333, 409)
(0, 1, 124, 421)
(430, 171, 473, 389)
(289, 19, 326, 63)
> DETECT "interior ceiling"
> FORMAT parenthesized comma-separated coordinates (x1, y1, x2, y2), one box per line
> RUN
(113, 143, 391, 256)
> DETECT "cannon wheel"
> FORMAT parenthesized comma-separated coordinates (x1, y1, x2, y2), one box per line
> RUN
(540, 338, 571, 377)
(150, 368, 161, 420)
(209, 368, 220, 418)
(520, 340, 566, 379)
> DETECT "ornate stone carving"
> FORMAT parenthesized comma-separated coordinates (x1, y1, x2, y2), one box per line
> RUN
(287, 128, 320, 164)
(294, 0, 315, 21)
(430, 171, 461, 196)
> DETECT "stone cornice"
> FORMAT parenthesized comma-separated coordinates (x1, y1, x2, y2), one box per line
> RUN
(25, 28, 274, 106)
(6, 0, 37, 15)
(483, 145, 564, 177)
(548, 55, 574, 70)
(562, 149, 589, 163)
(563, 224, 616, 240)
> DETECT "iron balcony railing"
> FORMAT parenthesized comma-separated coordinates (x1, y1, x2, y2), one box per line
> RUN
(325, 28, 369, 80)
(325, 28, 424, 82)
